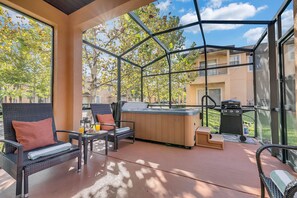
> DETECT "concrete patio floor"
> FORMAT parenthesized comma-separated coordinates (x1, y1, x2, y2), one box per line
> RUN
(0, 140, 293, 198)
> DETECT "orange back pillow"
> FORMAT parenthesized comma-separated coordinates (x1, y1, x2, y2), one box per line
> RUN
(12, 118, 56, 151)
(96, 114, 115, 131)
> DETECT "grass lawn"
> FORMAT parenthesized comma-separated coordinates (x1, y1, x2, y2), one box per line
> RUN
(257, 111, 297, 145)
(202, 109, 255, 137)
(203, 109, 297, 144)
(286, 112, 297, 146)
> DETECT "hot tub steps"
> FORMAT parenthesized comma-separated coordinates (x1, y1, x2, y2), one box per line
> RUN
(196, 127, 224, 150)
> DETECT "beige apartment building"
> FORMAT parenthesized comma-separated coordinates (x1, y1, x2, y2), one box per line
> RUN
(186, 48, 254, 106)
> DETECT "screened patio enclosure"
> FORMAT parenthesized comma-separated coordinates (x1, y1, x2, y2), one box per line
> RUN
(82, 0, 296, 163)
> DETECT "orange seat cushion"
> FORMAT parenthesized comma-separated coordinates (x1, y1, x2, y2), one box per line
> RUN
(12, 118, 56, 151)
(97, 114, 115, 131)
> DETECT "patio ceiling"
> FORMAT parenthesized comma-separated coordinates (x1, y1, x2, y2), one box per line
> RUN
(82, 0, 289, 68)
(44, 0, 95, 15)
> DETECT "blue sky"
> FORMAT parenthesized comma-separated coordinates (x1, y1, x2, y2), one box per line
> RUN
(2, 1, 293, 51)
(153, 0, 293, 47)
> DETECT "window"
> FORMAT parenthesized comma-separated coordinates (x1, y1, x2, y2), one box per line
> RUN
(230, 55, 241, 65)
(247, 55, 253, 71)
(0, 5, 53, 104)
(197, 89, 221, 105)
(199, 60, 217, 76)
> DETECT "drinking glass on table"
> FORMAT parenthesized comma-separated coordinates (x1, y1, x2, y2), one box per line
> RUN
(78, 120, 84, 133)
(95, 122, 100, 131)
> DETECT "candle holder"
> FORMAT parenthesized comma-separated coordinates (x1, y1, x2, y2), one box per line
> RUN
(80, 117, 91, 133)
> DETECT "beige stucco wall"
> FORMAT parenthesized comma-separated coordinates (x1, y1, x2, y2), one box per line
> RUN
(187, 49, 254, 105)
(1, 0, 153, 136)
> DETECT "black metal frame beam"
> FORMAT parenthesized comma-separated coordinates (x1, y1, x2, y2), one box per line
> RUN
(277, 26, 294, 45)
(121, 58, 142, 68)
(169, 46, 204, 54)
(83, 40, 141, 68)
(120, 21, 201, 59)
(273, 0, 292, 20)
(142, 54, 167, 68)
(152, 21, 200, 37)
(201, 20, 274, 25)
(119, 36, 150, 57)
(252, 51, 257, 138)
(267, 23, 279, 155)
(117, 57, 121, 102)
(141, 68, 144, 101)
(143, 46, 206, 69)
(193, 0, 206, 45)
(142, 62, 253, 78)
(253, 30, 268, 50)
(128, 12, 170, 53)
(193, 0, 208, 124)
(83, 40, 118, 57)
(167, 54, 172, 108)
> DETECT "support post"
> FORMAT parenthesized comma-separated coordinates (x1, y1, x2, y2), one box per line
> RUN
(141, 68, 144, 102)
(277, 15, 287, 162)
(204, 46, 208, 127)
(117, 57, 121, 103)
(167, 54, 172, 108)
(267, 23, 279, 156)
(252, 52, 257, 138)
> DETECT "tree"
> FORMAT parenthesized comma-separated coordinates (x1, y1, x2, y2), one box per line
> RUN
(82, 2, 199, 104)
(0, 6, 52, 103)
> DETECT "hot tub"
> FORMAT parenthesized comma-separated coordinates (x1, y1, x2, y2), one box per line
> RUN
(121, 103, 200, 148)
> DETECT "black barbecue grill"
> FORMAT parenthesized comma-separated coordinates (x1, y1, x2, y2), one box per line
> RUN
(219, 100, 246, 141)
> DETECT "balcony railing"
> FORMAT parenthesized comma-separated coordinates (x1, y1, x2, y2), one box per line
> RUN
(198, 63, 228, 76)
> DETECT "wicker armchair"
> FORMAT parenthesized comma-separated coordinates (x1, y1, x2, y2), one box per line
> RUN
(0, 103, 82, 198)
(256, 144, 297, 198)
(90, 103, 135, 150)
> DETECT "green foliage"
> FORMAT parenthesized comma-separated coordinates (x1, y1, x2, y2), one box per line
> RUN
(0, 6, 52, 103)
(82, 3, 199, 104)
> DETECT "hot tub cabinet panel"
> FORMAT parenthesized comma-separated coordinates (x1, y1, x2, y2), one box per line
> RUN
(121, 109, 200, 147)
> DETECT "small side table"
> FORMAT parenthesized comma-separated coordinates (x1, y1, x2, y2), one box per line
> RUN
(69, 130, 108, 164)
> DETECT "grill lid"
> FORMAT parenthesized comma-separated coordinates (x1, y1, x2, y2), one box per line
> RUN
(221, 99, 241, 109)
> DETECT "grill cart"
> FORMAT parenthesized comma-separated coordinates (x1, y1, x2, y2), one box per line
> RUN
(219, 100, 247, 142)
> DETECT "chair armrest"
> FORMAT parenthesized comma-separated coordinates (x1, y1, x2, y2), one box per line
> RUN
(0, 139, 22, 149)
(256, 144, 297, 176)
(56, 130, 82, 150)
(285, 180, 297, 197)
(100, 123, 116, 135)
(115, 120, 134, 123)
(0, 139, 23, 166)
(56, 130, 81, 135)
(100, 123, 116, 128)
(115, 120, 135, 131)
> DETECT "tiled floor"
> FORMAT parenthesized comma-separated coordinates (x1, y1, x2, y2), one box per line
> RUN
(0, 140, 293, 198)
